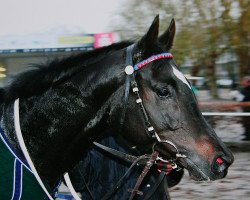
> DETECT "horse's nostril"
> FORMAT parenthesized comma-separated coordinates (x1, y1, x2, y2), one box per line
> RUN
(216, 157, 224, 165)
(212, 156, 229, 174)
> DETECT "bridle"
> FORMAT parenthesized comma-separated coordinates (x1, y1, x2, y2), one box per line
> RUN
(121, 44, 213, 186)
(123, 44, 187, 160)
(89, 44, 188, 200)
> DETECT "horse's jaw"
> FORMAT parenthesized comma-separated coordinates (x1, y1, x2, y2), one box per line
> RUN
(177, 157, 211, 181)
(154, 146, 211, 181)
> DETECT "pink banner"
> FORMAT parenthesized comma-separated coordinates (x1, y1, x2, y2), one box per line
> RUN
(94, 33, 115, 48)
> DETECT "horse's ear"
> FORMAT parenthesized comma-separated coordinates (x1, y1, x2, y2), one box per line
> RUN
(158, 19, 176, 51)
(137, 15, 159, 54)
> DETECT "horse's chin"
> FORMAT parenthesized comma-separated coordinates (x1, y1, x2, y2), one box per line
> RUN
(176, 157, 212, 181)
(188, 170, 228, 181)
(188, 171, 211, 181)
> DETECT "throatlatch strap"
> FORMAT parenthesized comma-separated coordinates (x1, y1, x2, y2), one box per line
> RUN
(93, 141, 150, 165)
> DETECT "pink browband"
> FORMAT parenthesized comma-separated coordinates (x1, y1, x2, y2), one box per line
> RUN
(134, 53, 173, 71)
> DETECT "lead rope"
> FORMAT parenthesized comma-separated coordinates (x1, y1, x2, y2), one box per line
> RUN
(128, 151, 159, 200)
(101, 154, 151, 200)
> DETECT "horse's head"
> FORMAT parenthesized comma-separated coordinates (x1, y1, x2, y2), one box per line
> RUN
(121, 16, 234, 181)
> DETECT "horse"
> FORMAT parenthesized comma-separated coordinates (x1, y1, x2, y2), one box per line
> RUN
(0, 15, 233, 200)
(56, 16, 235, 200)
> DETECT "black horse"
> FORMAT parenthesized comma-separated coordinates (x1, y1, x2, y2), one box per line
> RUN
(0, 16, 233, 199)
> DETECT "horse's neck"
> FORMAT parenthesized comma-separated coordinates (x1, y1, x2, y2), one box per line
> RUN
(2, 50, 126, 186)
(1, 103, 25, 158)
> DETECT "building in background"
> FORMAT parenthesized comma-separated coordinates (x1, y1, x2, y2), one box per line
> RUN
(0, 32, 117, 87)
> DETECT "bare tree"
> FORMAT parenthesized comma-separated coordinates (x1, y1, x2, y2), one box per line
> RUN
(112, 0, 250, 98)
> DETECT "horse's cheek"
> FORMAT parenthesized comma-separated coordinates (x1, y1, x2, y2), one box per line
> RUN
(168, 101, 181, 121)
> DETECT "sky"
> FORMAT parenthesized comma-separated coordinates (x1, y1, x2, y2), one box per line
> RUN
(0, 0, 122, 36)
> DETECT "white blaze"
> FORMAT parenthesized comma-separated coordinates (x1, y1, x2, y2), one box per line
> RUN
(172, 66, 191, 89)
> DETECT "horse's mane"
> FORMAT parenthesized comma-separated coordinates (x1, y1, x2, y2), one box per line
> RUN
(0, 41, 133, 103)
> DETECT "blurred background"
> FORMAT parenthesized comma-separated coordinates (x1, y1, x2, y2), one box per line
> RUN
(0, 0, 249, 199)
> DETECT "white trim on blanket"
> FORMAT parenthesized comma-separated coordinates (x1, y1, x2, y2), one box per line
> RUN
(64, 173, 82, 200)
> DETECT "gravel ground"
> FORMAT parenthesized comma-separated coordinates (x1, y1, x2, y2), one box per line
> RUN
(170, 152, 250, 200)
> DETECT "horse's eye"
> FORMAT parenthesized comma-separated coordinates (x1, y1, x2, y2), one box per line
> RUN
(156, 88, 171, 98)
